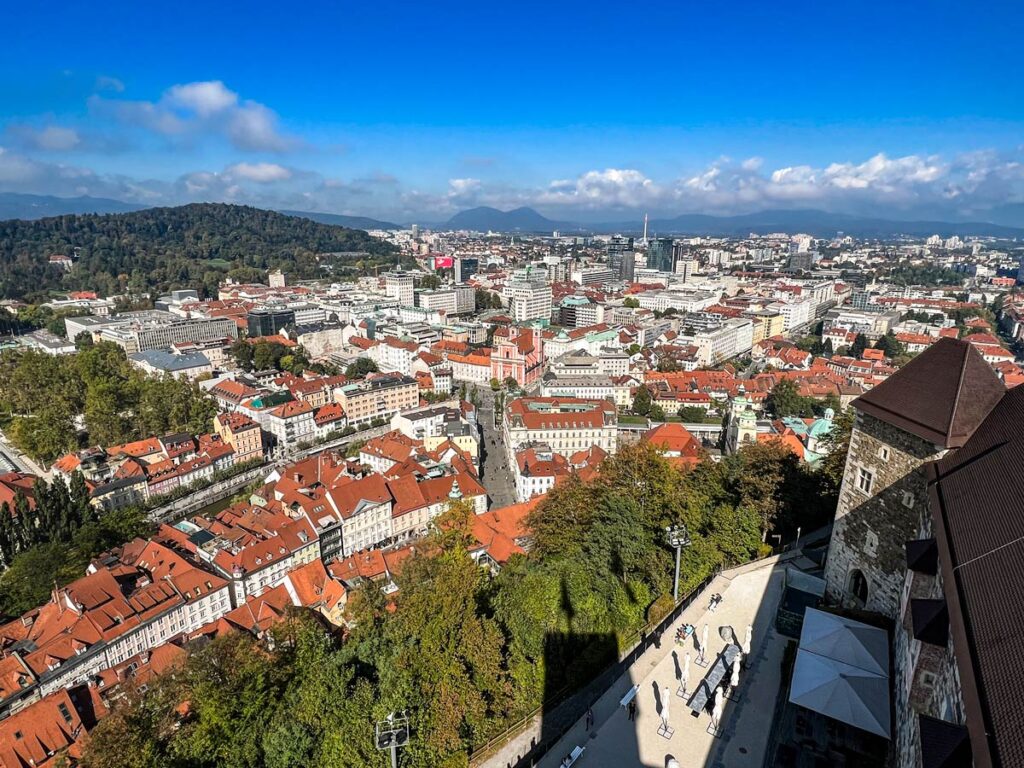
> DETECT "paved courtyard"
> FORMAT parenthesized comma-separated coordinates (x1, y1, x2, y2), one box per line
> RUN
(532, 560, 789, 768)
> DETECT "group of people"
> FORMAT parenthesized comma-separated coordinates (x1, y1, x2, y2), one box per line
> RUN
(675, 623, 695, 644)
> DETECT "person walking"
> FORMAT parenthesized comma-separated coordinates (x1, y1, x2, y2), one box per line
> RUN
(585, 707, 594, 731)
(627, 699, 637, 721)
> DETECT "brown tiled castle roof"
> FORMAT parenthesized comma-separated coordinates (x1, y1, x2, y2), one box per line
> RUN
(852, 337, 1003, 448)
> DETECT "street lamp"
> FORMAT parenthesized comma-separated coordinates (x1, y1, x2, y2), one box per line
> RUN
(375, 712, 410, 768)
(665, 523, 692, 602)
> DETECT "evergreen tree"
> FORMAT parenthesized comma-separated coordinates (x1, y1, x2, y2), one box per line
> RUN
(0, 503, 14, 564)
(13, 492, 33, 549)
(851, 333, 868, 357)
(632, 384, 653, 416)
(69, 471, 97, 526)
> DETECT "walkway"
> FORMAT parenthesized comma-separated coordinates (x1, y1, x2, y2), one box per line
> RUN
(478, 557, 790, 768)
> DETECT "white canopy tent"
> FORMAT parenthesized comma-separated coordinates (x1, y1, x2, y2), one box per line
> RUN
(788, 608, 891, 739)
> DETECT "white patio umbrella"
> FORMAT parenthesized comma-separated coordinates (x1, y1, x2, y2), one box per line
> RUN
(662, 684, 671, 724)
(743, 624, 753, 655)
(682, 651, 691, 688)
(712, 686, 724, 727)
(730, 655, 741, 690)
(701, 623, 710, 659)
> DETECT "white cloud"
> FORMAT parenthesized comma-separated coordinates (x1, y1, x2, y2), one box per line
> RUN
(94, 75, 125, 93)
(5, 125, 81, 152)
(448, 177, 482, 195)
(538, 168, 661, 209)
(3, 144, 1024, 225)
(165, 81, 238, 116)
(92, 80, 298, 152)
(225, 162, 292, 182)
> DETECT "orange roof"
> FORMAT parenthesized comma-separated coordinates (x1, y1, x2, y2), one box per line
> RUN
(107, 436, 164, 459)
(246, 334, 296, 347)
(221, 584, 293, 634)
(0, 688, 92, 768)
(52, 453, 82, 474)
(757, 431, 805, 459)
(470, 499, 539, 564)
(643, 423, 703, 467)
(284, 559, 346, 612)
(329, 549, 389, 583)
(269, 400, 313, 419)
(314, 402, 346, 425)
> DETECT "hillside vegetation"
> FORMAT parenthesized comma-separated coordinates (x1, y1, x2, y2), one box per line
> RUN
(80, 441, 839, 768)
(0, 203, 399, 299)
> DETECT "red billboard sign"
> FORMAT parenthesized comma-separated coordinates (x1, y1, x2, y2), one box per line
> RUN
(433, 256, 454, 269)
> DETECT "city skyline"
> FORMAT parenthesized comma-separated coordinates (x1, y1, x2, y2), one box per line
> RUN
(2, 0, 1024, 223)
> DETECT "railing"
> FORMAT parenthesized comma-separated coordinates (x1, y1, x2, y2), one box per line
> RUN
(467, 568, 721, 766)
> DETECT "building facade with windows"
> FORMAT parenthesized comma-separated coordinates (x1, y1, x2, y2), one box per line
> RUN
(503, 267, 553, 323)
(503, 396, 618, 467)
(334, 373, 420, 425)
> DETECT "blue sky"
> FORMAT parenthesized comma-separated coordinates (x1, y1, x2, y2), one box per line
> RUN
(2, 0, 1023, 222)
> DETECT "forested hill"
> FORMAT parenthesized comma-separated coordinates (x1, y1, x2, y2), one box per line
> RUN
(0, 203, 399, 300)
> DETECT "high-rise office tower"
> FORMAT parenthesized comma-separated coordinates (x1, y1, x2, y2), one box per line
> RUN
(503, 267, 553, 323)
(607, 236, 636, 282)
(647, 238, 676, 273)
(455, 257, 479, 284)
(384, 272, 415, 306)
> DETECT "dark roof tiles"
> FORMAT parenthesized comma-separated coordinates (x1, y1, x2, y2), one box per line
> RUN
(853, 338, 1003, 447)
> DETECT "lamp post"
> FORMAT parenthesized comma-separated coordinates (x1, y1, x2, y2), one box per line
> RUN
(665, 523, 692, 602)
(375, 712, 410, 768)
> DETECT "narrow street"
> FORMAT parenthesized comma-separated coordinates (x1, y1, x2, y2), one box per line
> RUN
(474, 387, 518, 509)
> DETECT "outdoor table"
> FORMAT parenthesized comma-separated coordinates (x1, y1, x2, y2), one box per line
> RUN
(687, 642, 740, 714)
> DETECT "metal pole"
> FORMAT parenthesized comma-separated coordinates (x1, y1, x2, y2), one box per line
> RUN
(673, 544, 681, 602)
(390, 744, 398, 768)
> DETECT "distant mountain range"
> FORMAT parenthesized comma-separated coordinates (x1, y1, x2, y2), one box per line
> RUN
(445, 206, 579, 233)
(0, 192, 146, 220)
(445, 205, 1024, 238)
(3, 193, 1022, 238)
(642, 209, 1024, 239)
(279, 209, 402, 231)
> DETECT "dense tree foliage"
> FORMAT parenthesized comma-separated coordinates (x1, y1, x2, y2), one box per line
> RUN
(0, 342, 218, 462)
(0, 503, 151, 618)
(474, 288, 503, 311)
(873, 330, 904, 358)
(230, 339, 310, 374)
(885, 265, 965, 287)
(765, 379, 840, 419)
(0, 203, 398, 299)
(345, 358, 379, 379)
(80, 443, 839, 767)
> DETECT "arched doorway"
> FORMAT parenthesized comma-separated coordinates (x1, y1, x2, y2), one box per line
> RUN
(847, 568, 869, 606)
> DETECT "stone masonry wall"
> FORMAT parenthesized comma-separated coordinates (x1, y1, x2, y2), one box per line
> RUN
(823, 411, 944, 618)
(893, 513, 966, 768)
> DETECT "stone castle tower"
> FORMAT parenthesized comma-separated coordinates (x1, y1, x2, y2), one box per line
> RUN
(823, 338, 1004, 618)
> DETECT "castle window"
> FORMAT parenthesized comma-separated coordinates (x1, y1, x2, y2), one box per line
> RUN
(878, 446, 890, 461)
(848, 569, 869, 605)
(864, 530, 878, 556)
(856, 467, 874, 494)
(902, 491, 915, 508)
